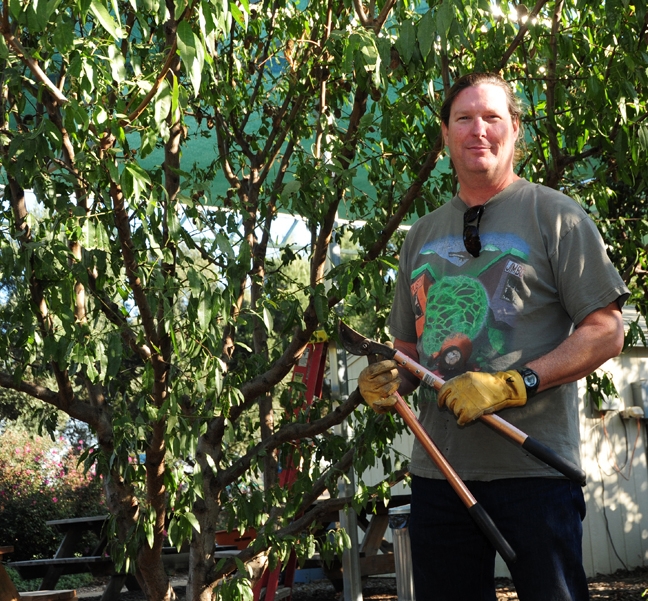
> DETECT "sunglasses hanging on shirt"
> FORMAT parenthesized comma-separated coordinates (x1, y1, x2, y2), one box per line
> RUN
(463, 205, 485, 258)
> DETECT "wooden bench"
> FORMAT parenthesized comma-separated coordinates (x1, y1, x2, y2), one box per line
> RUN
(19, 592, 77, 601)
(8, 552, 188, 578)
(0, 547, 77, 601)
(7, 556, 114, 580)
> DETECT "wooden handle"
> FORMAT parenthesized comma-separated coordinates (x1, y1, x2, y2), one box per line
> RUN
(394, 394, 474, 507)
(393, 394, 517, 564)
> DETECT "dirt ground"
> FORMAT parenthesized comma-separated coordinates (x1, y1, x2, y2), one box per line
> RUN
(74, 566, 648, 600)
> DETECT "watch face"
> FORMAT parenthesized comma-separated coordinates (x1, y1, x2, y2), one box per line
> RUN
(524, 373, 538, 388)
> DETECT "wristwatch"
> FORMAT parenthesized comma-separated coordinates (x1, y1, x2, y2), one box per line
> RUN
(517, 367, 540, 398)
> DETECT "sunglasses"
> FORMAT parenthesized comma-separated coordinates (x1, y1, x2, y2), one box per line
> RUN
(463, 205, 485, 257)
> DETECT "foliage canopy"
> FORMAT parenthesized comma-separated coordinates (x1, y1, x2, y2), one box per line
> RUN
(1, 0, 647, 598)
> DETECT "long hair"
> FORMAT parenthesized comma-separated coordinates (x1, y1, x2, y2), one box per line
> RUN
(440, 72, 526, 163)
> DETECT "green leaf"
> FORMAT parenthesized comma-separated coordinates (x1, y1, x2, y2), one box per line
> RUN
(106, 333, 122, 379)
(234, 556, 249, 576)
(281, 180, 301, 201)
(89, 0, 123, 40)
(418, 10, 435, 60)
(184, 512, 201, 533)
(618, 96, 627, 123)
(263, 306, 273, 333)
(82, 218, 111, 250)
(0, 35, 8, 59)
(139, 128, 158, 158)
(638, 126, 648, 152)
(154, 80, 172, 129)
(198, 290, 212, 332)
(144, 520, 155, 549)
(436, 2, 454, 43)
(229, 1, 246, 29)
(121, 163, 151, 203)
(313, 283, 328, 325)
(107, 44, 127, 83)
(171, 72, 180, 117)
(177, 21, 204, 97)
(167, 517, 180, 548)
(395, 20, 416, 64)
(204, 453, 217, 475)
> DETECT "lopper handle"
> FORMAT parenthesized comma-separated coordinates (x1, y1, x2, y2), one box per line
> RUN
(394, 394, 517, 564)
(521, 436, 586, 486)
(468, 503, 517, 564)
(392, 349, 587, 486)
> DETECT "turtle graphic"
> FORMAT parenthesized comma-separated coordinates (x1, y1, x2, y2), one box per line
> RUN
(422, 275, 488, 376)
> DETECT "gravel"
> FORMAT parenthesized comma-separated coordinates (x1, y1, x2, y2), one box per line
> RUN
(73, 567, 648, 600)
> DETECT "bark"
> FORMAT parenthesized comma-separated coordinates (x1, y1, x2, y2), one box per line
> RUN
(129, 6, 185, 599)
(544, 0, 566, 189)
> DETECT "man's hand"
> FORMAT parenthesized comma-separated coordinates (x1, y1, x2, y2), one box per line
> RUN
(358, 359, 401, 414)
(437, 370, 526, 425)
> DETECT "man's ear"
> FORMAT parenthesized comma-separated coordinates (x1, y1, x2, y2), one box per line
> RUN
(441, 122, 448, 146)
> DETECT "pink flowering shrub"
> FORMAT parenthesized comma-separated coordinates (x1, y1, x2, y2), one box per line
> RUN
(0, 428, 104, 561)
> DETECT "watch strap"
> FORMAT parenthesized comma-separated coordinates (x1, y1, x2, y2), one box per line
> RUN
(517, 367, 540, 398)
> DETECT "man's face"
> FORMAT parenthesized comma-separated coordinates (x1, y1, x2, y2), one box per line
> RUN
(441, 84, 519, 182)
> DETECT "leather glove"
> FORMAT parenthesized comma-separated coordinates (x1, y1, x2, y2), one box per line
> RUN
(358, 351, 401, 414)
(437, 370, 526, 426)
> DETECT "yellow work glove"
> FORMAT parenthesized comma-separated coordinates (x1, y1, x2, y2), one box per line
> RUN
(437, 370, 526, 426)
(358, 355, 401, 414)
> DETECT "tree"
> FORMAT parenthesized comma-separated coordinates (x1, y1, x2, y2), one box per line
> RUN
(0, 0, 646, 599)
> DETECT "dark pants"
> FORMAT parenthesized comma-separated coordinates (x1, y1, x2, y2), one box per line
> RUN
(409, 475, 589, 601)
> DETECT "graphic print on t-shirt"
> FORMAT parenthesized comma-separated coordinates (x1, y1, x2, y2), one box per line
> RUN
(410, 231, 529, 378)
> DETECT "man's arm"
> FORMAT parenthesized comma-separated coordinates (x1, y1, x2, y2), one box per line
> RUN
(394, 299, 624, 423)
(526, 300, 625, 392)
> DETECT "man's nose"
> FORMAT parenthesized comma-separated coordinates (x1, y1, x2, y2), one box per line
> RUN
(471, 118, 487, 136)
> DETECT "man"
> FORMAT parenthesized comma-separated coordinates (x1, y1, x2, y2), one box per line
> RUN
(359, 72, 629, 601)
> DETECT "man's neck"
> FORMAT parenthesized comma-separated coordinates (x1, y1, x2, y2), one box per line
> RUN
(457, 173, 520, 207)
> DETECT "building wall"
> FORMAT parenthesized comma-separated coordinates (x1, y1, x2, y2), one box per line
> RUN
(578, 348, 648, 577)
(345, 347, 648, 578)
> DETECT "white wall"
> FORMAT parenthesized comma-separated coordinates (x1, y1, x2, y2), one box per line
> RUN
(579, 348, 648, 577)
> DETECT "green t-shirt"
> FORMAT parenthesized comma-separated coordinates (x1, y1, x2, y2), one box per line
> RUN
(389, 179, 629, 481)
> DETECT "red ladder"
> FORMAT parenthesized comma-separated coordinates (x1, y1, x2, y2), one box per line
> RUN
(253, 334, 328, 601)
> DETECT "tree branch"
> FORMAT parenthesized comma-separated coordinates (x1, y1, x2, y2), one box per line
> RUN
(209, 494, 353, 581)
(85, 274, 152, 361)
(1, 34, 69, 104)
(6, 178, 76, 411)
(362, 134, 444, 264)
(0, 371, 60, 404)
(352, 0, 371, 27)
(109, 180, 158, 352)
(122, 0, 199, 125)
(215, 390, 363, 491)
(496, 0, 550, 72)
(0, 370, 108, 428)
(373, 0, 397, 33)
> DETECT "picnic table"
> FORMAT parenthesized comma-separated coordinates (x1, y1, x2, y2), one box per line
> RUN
(6, 516, 182, 601)
(7, 516, 114, 590)
(7, 515, 190, 601)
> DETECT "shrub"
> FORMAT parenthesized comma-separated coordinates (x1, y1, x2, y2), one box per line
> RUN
(0, 427, 105, 561)
(5, 566, 96, 593)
